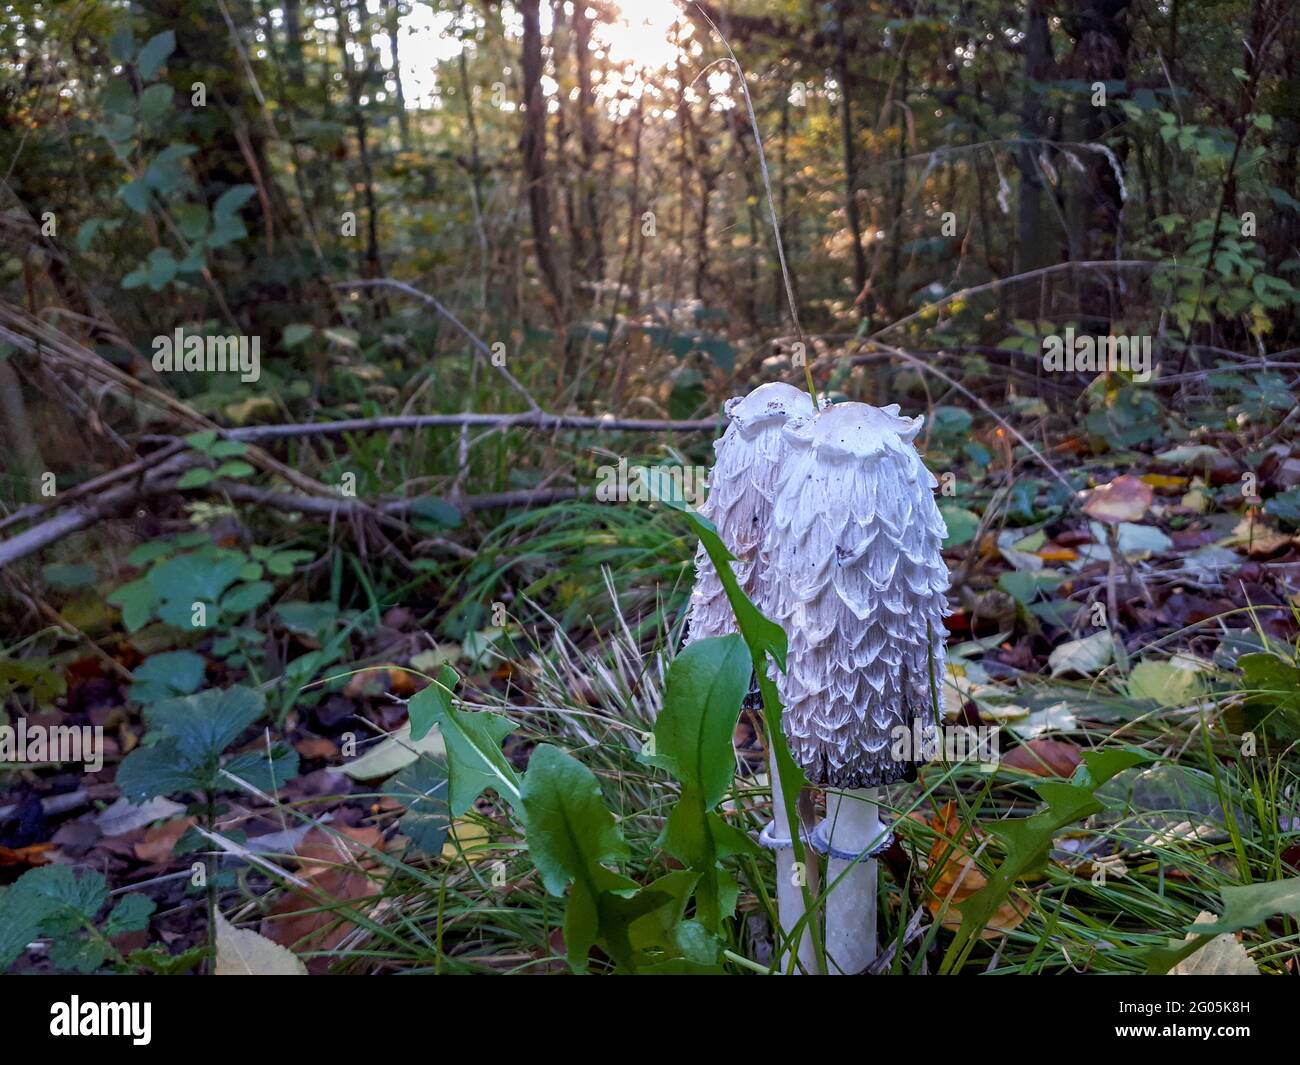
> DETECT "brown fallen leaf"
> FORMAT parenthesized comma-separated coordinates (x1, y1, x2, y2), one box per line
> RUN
(925, 802, 1029, 938)
(262, 825, 386, 974)
(1002, 738, 1084, 778)
(293, 735, 340, 760)
(1227, 513, 1294, 557)
(1082, 474, 1153, 524)
(134, 816, 195, 865)
(1037, 544, 1079, 562)
(0, 842, 53, 868)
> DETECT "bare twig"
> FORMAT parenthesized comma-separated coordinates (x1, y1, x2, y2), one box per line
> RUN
(216, 411, 718, 441)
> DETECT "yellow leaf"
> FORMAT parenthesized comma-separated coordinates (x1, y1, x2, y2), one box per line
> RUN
(442, 818, 491, 861)
(215, 912, 307, 975)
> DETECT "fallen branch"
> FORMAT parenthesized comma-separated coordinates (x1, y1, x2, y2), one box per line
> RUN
(218, 411, 718, 441)
(218, 480, 583, 518)
(0, 458, 587, 569)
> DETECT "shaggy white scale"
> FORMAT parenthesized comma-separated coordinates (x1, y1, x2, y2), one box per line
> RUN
(687, 389, 951, 975)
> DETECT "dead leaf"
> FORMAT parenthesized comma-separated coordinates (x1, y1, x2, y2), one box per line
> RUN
(925, 802, 1028, 938)
(441, 818, 491, 861)
(1140, 473, 1189, 493)
(1226, 513, 1293, 557)
(96, 795, 186, 837)
(1002, 738, 1083, 777)
(0, 842, 53, 867)
(215, 911, 307, 975)
(262, 825, 385, 973)
(1037, 544, 1079, 562)
(294, 735, 339, 760)
(1170, 911, 1259, 975)
(134, 816, 195, 864)
(1082, 474, 1153, 524)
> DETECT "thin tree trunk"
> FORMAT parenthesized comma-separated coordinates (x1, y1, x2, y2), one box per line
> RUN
(836, 0, 868, 304)
(572, 2, 604, 283)
(1015, 0, 1055, 319)
(519, 0, 567, 331)
(386, 0, 410, 151)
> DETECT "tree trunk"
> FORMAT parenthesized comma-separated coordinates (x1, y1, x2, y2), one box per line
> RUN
(519, 0, 567, 332)
(836, 0, 868, 305)
(1015, 0, 1056, 319)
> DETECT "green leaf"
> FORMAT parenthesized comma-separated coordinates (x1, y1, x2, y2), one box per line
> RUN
(209, 439, 248, 459)
(940, 505, 980, 548)
(520, 744, 638, 972)
(149, 550, 244, 606)
(107, 577, 159, 632)
(647, 635, 750, 802)
(126, 945, 206, 975)
(386, 757, 451, 855)
(1238, 652, 1300, 741)
(281, 324, 315, 349)
(1265, 488, 1300, 530)
(214, 460, 254, 479)
(184, 430, 219, 452)
(265, 550, 313, 576)
(636, 465, 820, 964)
(136, 29, 175, 79)
(116, 740, 203, 802)
(128, 650, 206, 705)
(146, 685, 266, 771)
(942, 747, 1155, 972)
(406, 667, 520, 814)
(644, 635, 755, 930)
(1142, 877, 1300, 973)
(1192, 878, 1300, 935)
(223, 743, 299, 795)
(103, 893, 156, 937)
(177, 467, 214, 489)
(138, 82, 173, 122)
(409, 496, 463, 529)
(120, 179, 151, 215)
(41, 562, 96, 590)
(220, 581, 272, 615)
(213, 184, 256, 222)
(109, 24, 136, 62)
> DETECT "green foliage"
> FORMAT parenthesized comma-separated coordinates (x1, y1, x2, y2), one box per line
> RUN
(0, 655, 66, 704)
(520, 744, 717, 973)
(406, 666, 520, 814)
(385, 757, 451, 856)
(0, 865, 156, 973)
(1237, 652, 1300, 742)
(128, 649, 206, 705)
(940, 748, 1157, 973)
(1142, 877, 1300, 973)
(116, 684, 296, 802)
(643, 634, 758, 931)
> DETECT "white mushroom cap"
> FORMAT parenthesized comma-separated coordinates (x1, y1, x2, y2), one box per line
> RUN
(765, 401, 950, 788)
(685, 383, 817, 644)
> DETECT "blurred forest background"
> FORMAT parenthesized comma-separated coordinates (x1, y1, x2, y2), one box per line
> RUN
(2, 0, 1300, 976)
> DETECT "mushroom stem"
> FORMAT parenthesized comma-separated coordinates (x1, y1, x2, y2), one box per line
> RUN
(824, 788, 880, 975)
(770, 754, 820, 974)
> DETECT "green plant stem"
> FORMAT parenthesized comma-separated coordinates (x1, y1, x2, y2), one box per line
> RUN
(205, 788, 218, 975)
